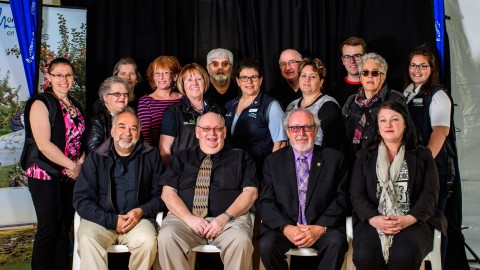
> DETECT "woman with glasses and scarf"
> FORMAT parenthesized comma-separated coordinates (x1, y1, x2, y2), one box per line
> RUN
(224, 58, 287, 174)
(350, 100, 446, 270)
(85, 77, 130, 154)
(342, 52, 405, 166)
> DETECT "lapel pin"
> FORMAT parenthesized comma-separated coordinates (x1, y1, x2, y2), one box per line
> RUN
(317, 162, 321, 167)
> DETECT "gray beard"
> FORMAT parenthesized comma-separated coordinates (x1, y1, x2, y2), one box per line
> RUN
(211, 73, 230, 86)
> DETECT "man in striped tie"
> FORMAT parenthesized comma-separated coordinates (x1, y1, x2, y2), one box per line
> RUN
(158, 112, 258, 270)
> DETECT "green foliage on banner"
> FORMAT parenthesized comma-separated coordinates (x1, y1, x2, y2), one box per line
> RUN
(0, 70, 25, 132)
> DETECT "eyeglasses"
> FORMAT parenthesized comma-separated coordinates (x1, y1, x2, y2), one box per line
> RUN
(49, 73, 73, 79)
(279, 60, 301, 68)
(197, 126, 225, 133)
(287, 125, 315, 133)
(360, 70, 383, 77)
(341, 54, 363, 62)
(107, 92, 129, 98)
(209, 61, 230, 68)
(409, 63, 430, 70)
(153, 71, 172, 78)
(238, 75, 261, 82)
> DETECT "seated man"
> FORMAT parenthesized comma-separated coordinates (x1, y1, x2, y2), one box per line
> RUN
(73, 109, 163, 270)
(158, 112, 258, 270)
(258, 108, 349, 270)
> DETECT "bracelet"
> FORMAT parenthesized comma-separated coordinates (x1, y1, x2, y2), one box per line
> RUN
(223, 211, 234, 221)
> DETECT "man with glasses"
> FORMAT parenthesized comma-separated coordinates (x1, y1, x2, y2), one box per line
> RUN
(258, 108, 349, 270)
(157, 112, 258, 270)
(205, 48, 238, 111)
(328, 37, 366, 107)
(272, 49, 304, 109)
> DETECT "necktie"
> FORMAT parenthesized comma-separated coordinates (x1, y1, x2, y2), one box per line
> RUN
(296, 155, 309, 224)
(192, 155, 212, 217)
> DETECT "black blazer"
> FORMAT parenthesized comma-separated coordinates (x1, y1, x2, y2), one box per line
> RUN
(350, 146, 447, 234)
(259, 145, 350, 235)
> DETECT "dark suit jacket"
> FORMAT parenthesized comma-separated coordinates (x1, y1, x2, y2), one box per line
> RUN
(350, 146, 447, 234)
(259, 145, 350, 235)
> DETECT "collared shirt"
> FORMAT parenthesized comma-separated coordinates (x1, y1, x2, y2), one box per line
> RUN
(160, 146, 258, 217)
(111, 143, 142, 214)
(292, 148, 314, 167)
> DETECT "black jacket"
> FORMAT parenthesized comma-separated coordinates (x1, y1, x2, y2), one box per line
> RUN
(85, 111, 112, 155)
(73, 139, 164, 229)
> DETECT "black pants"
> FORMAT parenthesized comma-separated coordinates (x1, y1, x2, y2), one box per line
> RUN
(258, 228, 348, 270)
(28, 177, 75, 270)
(352, 220, 433, 270)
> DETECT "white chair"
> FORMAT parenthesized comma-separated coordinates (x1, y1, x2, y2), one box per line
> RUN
(188, 212, 255, 270)
(72, 211, 163, 270)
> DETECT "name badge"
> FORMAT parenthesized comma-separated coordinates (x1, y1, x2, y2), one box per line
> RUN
(412, 98, 423, 107)
(249, 108, 258, 112)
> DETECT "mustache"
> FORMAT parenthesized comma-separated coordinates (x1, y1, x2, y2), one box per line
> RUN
(120, 134, 133, 140)
(296, 135, 309, 140)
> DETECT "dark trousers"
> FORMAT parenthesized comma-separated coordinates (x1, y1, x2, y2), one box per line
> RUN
(28, 177, 75, 270)
(258, 228, 348, 270)
(352, 220, 433, 270)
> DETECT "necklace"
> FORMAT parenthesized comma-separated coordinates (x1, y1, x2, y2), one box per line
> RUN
(59, 98, 77, 118)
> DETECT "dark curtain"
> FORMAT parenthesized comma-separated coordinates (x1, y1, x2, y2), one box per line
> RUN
(85, 0, 436, 113)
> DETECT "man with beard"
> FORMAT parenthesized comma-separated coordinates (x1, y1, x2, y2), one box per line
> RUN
(205, 48, 238, 111)
(73, 108, 163, 270)
(258, 108, 349, 270)
(327, 37, 366, 107)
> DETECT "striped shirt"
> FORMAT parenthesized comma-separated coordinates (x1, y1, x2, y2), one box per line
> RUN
(137, 95, 182, 147)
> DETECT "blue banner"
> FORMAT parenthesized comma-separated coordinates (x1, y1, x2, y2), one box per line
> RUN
(433, 0, 445, 76)
(10, 0, 39, 97)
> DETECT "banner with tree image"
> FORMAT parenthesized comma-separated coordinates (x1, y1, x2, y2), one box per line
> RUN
(0, 3, 86, 268)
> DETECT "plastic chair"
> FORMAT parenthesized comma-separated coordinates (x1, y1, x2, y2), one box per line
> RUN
(189, 212, 255, 270)
(72, 211, 163, 270)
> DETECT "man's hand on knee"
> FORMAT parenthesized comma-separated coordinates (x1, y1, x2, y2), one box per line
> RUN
(204, 214, 228, 239)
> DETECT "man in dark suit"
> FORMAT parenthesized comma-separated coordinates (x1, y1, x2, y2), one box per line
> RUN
(258, 107, 349, 270)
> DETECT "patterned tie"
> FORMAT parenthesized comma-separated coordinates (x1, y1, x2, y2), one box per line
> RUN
(296, 155, 309, 224)
(192, 155, 212, 217)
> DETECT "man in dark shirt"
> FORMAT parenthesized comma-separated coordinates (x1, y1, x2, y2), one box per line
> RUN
(205, 48, 239, 111)
(328, 37, 366, 107)
(73, 110, 163, 270)
(157, 112, 258, 270)
(271, 49, 303, 109)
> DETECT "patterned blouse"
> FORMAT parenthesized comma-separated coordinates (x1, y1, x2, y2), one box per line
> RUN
(25, 101, 85, 180)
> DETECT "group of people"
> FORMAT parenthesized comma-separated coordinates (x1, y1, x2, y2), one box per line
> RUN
(21, 36, 466, 270)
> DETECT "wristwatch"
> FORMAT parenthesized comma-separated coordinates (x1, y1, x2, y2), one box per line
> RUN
(223, 211, 234, 221)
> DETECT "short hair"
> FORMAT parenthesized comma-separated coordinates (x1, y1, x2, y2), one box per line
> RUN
(112, 57, 142, 84)
(404, 44, 442, 95)
(279, 49, 303, 64)
(341, 36, 367, 54)
(234, 58, 263, 78)
(111, 106, 141, 130)
(283, 107, 320, 131)
(98, 76, 131, 104)
(48, 57, 74, 73)
(297, 57, 327, 80)
(176, 63, 211, 94)
(207, 48, 234, 66)
(196, 112, 226, 127)
(371, 100, 418, 150)
(146, 56, 182, 90)
(359, 52, 388, 75)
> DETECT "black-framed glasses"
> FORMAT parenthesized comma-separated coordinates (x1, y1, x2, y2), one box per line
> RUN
(287, 125, 315, 133)
(153, 71, 172, 78)
(238, 75, 261, 82)
(360, 70, 383, 77)
(209, 61, 231, 68)
(49, 73, 73, 79)
(341, 54, 363, 62)
(279, 60, 301, 68)
(409, 63, 430, 70)
(196, 126, 225, 133)
(107, 92, 129, 98)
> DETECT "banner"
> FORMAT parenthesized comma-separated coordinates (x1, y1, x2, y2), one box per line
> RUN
(433, 0, 445, 76)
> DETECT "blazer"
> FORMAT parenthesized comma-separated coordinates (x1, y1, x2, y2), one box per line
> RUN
(350, 146, 447, 234)
(258, 145, 350, 235)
